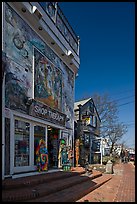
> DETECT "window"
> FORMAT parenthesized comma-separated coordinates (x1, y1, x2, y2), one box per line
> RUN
(14, 120, 30, 167)
(93, 116, 97, 127)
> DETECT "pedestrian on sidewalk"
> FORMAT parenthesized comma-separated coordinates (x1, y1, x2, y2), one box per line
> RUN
(120, 149, 125, 163)
(124, 149, 129, 163)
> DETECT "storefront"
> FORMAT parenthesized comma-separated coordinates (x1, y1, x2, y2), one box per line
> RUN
(4, 100, 66, 176)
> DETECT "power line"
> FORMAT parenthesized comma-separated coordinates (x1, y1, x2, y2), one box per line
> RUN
(112, 95, 135, 103)
(111, 89, 135, 97)
(118, 100, 135, 107)
(95, 100, 135, 108)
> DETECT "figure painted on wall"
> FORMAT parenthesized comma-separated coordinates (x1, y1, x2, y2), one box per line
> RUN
(75, 139, 80, 167)
(35, 139, 48, 171)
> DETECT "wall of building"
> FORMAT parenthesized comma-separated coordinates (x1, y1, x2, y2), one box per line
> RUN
(2, 2, 78, 178)
(3, 2, 74, 131)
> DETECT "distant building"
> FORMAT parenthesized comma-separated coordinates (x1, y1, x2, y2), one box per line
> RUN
(113, 144, 123, 156)
(2, 2, 80, 179)
(102, 138, 110, 156)
(74, 98, 101, 166)
(128, 148, 135, 154)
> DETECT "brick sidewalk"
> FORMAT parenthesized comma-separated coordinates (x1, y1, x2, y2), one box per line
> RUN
(77, 162, 135, 202)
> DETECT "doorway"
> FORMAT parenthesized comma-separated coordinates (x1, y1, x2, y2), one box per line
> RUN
(34, 125, 46, 166)
(47, 126, 59, 169)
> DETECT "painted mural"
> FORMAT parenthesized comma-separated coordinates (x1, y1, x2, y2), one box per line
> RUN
(34, 48, 62, 110)
(4, 2, 75, 130)
(5, 4, 33, 73)
(5, 60, 29, 113)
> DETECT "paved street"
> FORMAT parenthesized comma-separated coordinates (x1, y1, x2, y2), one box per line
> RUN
(77, 162, 135, 202)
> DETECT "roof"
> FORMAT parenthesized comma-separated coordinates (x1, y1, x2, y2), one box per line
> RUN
(74, 98, 92, 110)
(74, 97, 101, 122)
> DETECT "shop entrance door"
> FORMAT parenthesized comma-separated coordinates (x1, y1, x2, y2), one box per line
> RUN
(47, 127, 59, 169)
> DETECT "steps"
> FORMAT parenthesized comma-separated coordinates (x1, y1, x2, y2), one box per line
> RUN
(2, 167, 112, 202)
(26, 173, 112, 202)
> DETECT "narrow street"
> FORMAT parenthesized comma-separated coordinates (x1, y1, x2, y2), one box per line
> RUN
(77, 162, 135, 202)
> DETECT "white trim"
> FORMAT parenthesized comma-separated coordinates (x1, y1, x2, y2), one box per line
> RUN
(30, 122, 34, 167)
(2, 1, 5, 180)
(10, 113, 14, 175)
(2, 2, 4, 51)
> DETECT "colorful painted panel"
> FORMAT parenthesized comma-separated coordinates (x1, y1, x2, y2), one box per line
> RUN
(34, 48, 62, 110)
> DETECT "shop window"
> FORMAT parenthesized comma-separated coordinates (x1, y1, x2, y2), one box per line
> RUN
(34, 125, 46, 165)
(14, 120, 30, 167)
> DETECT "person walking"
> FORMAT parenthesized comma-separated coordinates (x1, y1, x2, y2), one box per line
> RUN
(124, 149, 129, 163)
(120, 149, 125, 163)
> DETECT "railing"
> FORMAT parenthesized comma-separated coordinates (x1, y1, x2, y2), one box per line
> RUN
(39, 2, 79, 55)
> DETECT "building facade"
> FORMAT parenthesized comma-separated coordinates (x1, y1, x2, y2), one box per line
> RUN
(74, 98, 101, 166)
(2, 2, 80, 179)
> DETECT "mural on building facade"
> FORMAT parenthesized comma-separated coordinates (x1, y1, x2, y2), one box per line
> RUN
(4, 56, 29, 113)
(5, 4, 33, 73)
(4, 3, 74, 130)
(34, 48, 62, 110)
(62, 62, 74, 130)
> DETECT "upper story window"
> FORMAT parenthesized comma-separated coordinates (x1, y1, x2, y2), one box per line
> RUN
(82, 115, 97, 128)
(89, 103, 94, 113)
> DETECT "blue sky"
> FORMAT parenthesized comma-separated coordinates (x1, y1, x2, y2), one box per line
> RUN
(59, 2, 135, 148)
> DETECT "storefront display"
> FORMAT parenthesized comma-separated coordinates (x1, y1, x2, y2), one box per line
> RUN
(58, 139, 72, 171)
(48, 128, 59, 168)
(35, 139, 48, 171)
(14, 120, 30, 167)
